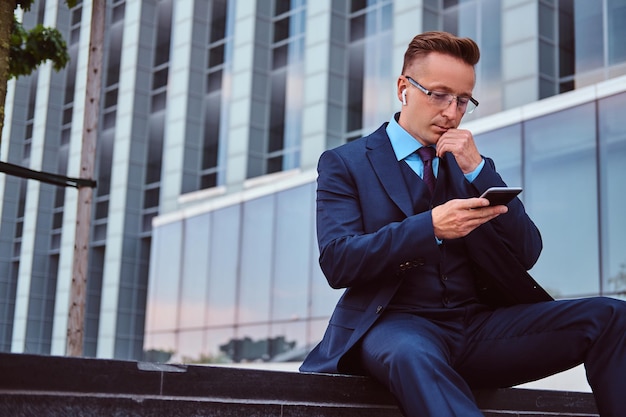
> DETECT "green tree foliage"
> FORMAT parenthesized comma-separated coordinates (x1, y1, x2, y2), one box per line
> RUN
(9, 14, 69, 78)
(0, 0, 76, 144)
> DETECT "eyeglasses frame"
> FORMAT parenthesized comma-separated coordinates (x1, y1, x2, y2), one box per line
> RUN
(404, 75, 479, 114)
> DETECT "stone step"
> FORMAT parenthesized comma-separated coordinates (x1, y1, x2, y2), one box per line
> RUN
(0, 353, 599, 416)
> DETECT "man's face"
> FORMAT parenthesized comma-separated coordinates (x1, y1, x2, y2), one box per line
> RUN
(397, 52, 476, 147)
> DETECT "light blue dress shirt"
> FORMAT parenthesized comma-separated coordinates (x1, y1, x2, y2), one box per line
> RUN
(385, 113, 484, 183)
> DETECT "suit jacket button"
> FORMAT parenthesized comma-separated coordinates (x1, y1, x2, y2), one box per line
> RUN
(376, 305, 383, 314)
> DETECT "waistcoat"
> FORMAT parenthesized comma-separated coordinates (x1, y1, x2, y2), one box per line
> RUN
(389, 161, 480, 310)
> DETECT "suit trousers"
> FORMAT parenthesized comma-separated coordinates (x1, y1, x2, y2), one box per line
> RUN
(356, 297, 626, 417)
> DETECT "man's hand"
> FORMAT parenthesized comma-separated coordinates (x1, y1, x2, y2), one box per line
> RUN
(436, 128, 482, 174)
(431, 198, 507, 240)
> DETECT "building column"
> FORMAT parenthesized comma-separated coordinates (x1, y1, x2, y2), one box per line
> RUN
(300, 0, 332, 170)
(502, 0, 540, 108)
(159, 0, 199, 213)
(94, 0, 146, 358)
(224, 0, 257, 190)
(12, 0, 63, 353)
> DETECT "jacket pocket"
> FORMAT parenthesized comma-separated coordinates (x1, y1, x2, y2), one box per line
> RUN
(329, 303, 365, 330)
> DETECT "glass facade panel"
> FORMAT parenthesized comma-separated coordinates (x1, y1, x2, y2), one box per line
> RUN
(598, 92, 626, 294)
(179, 215, 211, 329)
(147, 221, 183, 332)
(456, 1, 477, 38)
(347, 43, 365, 133)
(197, 0, 232, 191)
(476, 0, 502, 115)
(146, 179, 337, 362)
(238, 196, 275, 323)
(350, 14, 365, 41)
(540, 40, 556, 77)
(443, 5, 458, 34)
(607, 0, 626, 65)
(206, 206, 240, 327)
(272, 185, 313, 321)
(474, 124, 522, 187)
(270, 321, 306, 360)
(423, 9, 440, 31)
(210, 0, 228, 42)
(524, 103, 599, 297)
(154, 0, 172, 66)
(250, 0, 306, 178)
(177, 330, 205, 361)
(558, 0, 575, 79)
(573, 1, 603, 72)
(539, 2, 556, 40)
(365, 32, 393, 130)
(310, 262, 341, 318)
(226, 323, 271, 362)
(347, 0, 393, 138)
(204, 328, 236, 361)
(444, 0, 503, 116)
(269, 71, 287, 151)
(144, 332, 176, 361)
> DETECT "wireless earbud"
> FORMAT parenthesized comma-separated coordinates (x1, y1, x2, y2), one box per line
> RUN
(401, 89, 407, 106)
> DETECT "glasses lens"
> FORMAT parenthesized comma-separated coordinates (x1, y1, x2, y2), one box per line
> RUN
(426, 88, 478, 114)
(465, 100, 477, 114)
(430, 92, 452, 107)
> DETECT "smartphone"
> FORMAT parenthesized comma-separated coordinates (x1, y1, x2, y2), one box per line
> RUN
(479, 187, 522, 206)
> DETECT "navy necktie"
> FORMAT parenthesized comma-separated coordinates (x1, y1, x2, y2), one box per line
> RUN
(416, 146, 436, 195)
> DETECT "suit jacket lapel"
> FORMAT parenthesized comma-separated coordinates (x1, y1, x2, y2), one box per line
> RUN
(365, 128, 416, 217)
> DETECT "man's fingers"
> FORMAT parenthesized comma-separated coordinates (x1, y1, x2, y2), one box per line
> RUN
(432, 198, 508, 240)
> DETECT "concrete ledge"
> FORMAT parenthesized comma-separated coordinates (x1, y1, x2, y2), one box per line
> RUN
(0, 353, 599, 416)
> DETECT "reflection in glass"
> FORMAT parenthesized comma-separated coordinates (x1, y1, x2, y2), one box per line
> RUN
(207, 328, 237, 362)
(238, 196, 274, 323)
(347, 43, 365, 133)
(272, 185, 312, 321)
(144, 332, 176, 362)
(146, 221, 183, 332)
(524, 103, 599, 297)
(598, 92, 626, 295)
(474, 124, 522, 187)
(228, 324, 272, 362)
(269, 321, 308, 362)
(207, 206, 240, 326)
(607, 0, 626, 65)
(573, 1, 603, 73)
(179, 215, 211, 329)
(177, 330, 206, 362)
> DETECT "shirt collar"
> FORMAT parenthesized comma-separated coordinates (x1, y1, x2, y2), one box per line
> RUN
(386, 112, 431, 161)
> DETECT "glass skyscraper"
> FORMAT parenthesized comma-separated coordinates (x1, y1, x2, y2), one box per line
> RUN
(1, 0, 625, 370)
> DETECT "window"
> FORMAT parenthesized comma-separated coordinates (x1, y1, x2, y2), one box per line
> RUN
(524, 103, 599, 297)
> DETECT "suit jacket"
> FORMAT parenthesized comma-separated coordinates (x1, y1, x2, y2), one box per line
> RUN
(300, 122, 553, 374)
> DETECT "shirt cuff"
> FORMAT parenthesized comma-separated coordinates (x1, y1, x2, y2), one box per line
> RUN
(464, 158, 485, 183)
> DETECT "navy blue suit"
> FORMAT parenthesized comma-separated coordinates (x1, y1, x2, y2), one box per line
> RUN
(301, 123, 626, 417)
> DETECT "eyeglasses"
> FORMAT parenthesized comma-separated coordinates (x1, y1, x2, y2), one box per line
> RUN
(404, 75, 479, 114)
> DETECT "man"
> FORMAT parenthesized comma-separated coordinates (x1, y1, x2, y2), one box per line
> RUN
(300, 31, 626, 417)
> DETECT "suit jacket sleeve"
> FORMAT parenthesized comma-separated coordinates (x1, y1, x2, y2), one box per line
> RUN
(316, 148, 441, 290)
(468, 157, 543, 270)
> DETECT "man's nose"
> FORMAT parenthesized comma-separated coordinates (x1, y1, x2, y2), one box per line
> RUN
(441, 98, 460, 118)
